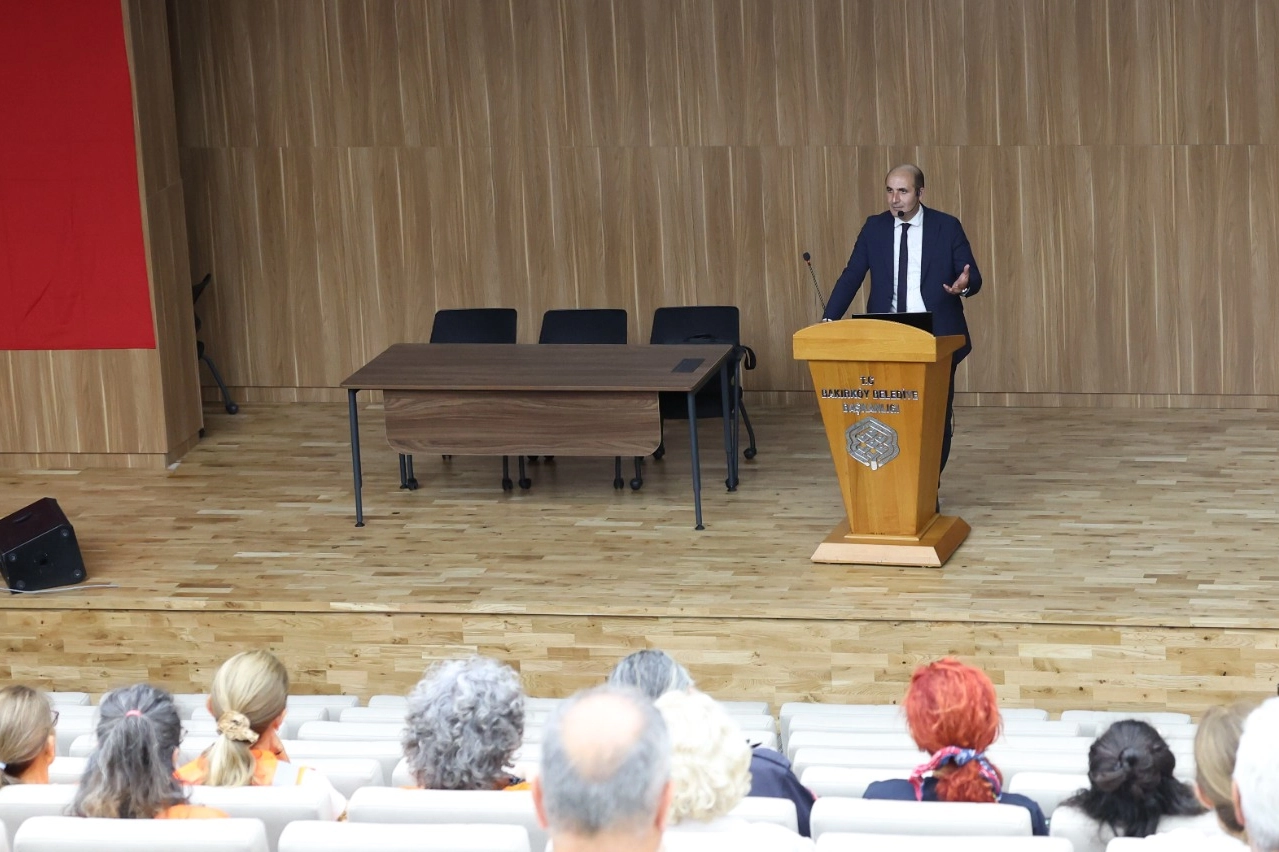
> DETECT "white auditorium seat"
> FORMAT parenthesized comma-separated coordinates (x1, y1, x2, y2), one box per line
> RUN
(346, 787, 547, 852)
(785, 731, 1097, 762)
(192, 704, 328, 739)
(810, 797, 1032, 839)
(727, 796, 799, 832)
(46, 692, 90, 707)
(792, 745, 1130, 782)
(45, 757, 86, 785)
(13, 816, 268, 852)
(815, 834, 1073, 851)
(800, 766, 900, 798)
(296, 721, 403, 741)
(366, 695, 406, 708)
(661, 831, 796, 852)
(785, 715, 1082, 742)
(1050, 807, 1224, 852)
(1058, 711, 1193, 737)
(187, 785, 338, 850)
(285, 696, 359, 717)
(51, 714, 95, 757)
(283, 740, 405, 783)
(170, 693, 212, 719)
(286, 758, 384, 798)
(731, 713, 778, 734)
(0, 786, 77, 849)
(337, 706, 406, 724)
(781, 704, 1048, 738)
(746, 730, 780, 751)
(277, 820, 531, 852)
(1006, 772, 1090, 816)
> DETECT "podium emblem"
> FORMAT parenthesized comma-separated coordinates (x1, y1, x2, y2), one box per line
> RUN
(846, 417, 899, 471)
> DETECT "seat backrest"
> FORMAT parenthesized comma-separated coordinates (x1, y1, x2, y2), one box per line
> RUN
(277, 820, 531, 852)
(346, 787, 546, 852)
(727, 796, 798, 832)
(295, 721, 403, 742)
(47, 693, 90, 707)
(284, 758, 384, 798)
(1058, 711, 1193, 738)
(0, 785, 76, 849)
(1005, 772, 1090, 816)
(45, 757, 87, 785)
(814, 834, 1074, 851)
(430, 309, 518, 343)
(1049, 807, 1223, 852)
(810, 797, 1032, 838)
(187, 785, 336, 851)
(538, 309, 627, 344)
(799, 766, 902, 798)
(282, 740, 405, 784)
(14, 816, 268, 852)
(649, 306, 741, 346)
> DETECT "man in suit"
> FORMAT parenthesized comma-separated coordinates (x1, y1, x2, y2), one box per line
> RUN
(823, 163, 982, 474)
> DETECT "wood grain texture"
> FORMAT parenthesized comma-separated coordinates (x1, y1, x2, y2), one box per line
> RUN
(168, 0, 1279, 407)
(2, 401, 1279, 713)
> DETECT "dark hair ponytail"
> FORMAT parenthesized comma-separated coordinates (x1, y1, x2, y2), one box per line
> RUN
(1064, 720, 1205, 837)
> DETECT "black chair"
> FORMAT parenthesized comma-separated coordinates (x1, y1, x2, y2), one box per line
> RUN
(193, 273, 238, 418)
(648, 306, 758, 481)
(400, 308, 526, 491)
(536, 309, 643, 490)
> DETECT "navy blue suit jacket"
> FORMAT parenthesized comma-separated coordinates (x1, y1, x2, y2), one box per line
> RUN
(823, 206, 982, 363)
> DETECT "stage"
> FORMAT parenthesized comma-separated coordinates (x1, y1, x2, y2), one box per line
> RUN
(1, 401, 1276, 713)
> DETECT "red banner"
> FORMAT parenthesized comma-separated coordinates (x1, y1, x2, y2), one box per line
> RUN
(0, 0, 156, 350)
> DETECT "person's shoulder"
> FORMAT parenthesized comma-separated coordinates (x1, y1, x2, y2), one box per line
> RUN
(999, 790, 1046, 814)
(862, 778, 916, 799)
(922, 205, 961, 226)
(749, 747, 792, 770)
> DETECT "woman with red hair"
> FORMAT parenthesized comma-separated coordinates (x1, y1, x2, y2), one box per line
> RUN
(863, 657, 1048, 835)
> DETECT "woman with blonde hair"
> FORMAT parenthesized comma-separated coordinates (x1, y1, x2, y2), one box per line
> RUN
(863, 657, 1048, 834)
(655, 688, 813, 850)
(72, 684, 225, 819)
(0, 685, 58, 786)
(175, 650, 345, 817)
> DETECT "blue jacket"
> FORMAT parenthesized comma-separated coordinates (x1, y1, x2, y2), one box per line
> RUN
(823, 206, 983, 363)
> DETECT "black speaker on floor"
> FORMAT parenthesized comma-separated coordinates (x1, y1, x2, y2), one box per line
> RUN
(0, 498, 87, 593)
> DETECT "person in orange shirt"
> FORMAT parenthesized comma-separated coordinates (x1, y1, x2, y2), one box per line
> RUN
(0, 685, 58, 786)
(402, 656, 528, 791)
(175, 650, 345, 818)
(71, 684, 227, 819)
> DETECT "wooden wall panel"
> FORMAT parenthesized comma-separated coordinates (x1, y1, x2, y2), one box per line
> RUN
(168, 0, 1279, 405)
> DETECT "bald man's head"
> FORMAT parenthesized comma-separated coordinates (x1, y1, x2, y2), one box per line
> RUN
(536, 686, 671, 836)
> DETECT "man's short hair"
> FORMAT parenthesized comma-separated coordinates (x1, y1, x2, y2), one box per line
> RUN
(888, 164, 925, 191)
(539, 685, 670, 836)
(1233, 698, 1279, 850)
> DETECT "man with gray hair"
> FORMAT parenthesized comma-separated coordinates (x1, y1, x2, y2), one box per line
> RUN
(532, 685, 672, 852)
(1233, 697, 1279, 851)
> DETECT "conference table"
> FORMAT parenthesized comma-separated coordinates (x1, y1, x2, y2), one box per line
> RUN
(340, 343, 740, 530)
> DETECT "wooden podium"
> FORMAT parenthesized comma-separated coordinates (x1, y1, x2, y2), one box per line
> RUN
(793, 319, 970, 567)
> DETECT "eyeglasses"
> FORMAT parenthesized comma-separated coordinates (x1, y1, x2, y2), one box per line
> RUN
(50, 709, 59, 730)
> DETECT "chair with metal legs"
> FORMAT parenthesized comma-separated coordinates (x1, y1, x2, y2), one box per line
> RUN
(535, 309, 643, 489)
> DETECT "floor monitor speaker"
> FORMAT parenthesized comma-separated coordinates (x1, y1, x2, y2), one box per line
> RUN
(0, 498, 87, 592)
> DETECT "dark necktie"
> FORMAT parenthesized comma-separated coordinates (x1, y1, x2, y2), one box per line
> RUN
(896, 223, 910, 312)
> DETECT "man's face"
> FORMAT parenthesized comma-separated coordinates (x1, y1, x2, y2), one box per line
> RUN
(885, 171, 923, 219)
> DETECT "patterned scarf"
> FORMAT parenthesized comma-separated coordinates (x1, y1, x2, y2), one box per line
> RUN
(909, 746, 1002, 802)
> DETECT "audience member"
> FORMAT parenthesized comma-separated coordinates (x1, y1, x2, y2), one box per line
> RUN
(175, 650, 345, 817)
(0, 685, 58, 786)
(656, 688, 813, 850)
(608, 649, 816, 836)
(1233, 698, 1279, 852)
(1052, 719, 1209, 852)
(863, 657, 1048, 834)
(72, 684, 227, 819)
(401, 656, 527, 790)
(532, 685, 672, 852)
(1191, 703, 1254, 845)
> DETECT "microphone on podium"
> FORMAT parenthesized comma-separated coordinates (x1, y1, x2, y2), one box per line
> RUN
(802, 252, 828, 315)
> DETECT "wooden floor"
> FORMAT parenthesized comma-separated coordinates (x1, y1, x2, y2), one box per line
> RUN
(2, 401, 1278, 713)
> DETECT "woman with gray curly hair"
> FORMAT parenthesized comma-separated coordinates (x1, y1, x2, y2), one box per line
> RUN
(402, 656, 527, 790)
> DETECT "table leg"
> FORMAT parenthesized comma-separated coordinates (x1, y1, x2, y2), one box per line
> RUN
(687, 391, 704, 530)
(348, 389, 364, 527)
(720, 360, 737, 491)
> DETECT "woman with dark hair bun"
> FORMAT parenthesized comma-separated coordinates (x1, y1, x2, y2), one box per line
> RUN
(1051, 719, 1213, 852)
(862, 658, 1048, 835)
